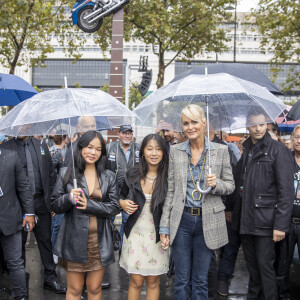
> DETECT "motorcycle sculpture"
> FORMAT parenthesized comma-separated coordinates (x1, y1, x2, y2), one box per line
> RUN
(71, 0, 130, 33)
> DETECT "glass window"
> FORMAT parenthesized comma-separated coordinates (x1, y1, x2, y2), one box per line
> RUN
(124, 45, 130, 52)
(32, 59, 127, 89)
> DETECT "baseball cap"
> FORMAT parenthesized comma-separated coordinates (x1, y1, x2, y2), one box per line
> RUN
(119, 125, 133, 133)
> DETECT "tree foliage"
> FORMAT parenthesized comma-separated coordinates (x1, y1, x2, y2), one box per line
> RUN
(0, 0, 85, 74)
(253, 0, 300, 91)
(128, 82, 146, 110)
(123, 0, 233, 88)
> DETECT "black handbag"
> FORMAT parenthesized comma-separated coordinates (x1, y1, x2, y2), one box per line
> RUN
(109, 219, 121, 251)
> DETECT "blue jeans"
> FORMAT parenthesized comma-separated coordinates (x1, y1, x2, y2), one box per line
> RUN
(51, 213, 64, 249)
(120, 210, 129, 247)
(172, 211, 213, 300)
(218, 221, 241, 281)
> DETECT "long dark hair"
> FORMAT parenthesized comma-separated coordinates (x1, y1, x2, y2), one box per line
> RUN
(139, 134, 169, 213)
(64, 130, 107, 185)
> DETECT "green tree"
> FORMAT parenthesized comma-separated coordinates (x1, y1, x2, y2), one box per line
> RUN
(129, 83, 146, 110)
(123, 0, 233, 88)
(253, 0, 300, 91)
(0, 0, 85, 75)
(0, 106, 7, 117)
(100, 83, 110, 93)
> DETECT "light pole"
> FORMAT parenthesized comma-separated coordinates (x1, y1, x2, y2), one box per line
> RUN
(226, 1, 237, 62)
(233, 1, 237, 62)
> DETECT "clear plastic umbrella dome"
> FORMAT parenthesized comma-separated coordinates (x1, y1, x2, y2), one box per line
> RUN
(170, 63, 283, 95)
(133, 73, 286, 132)
(0, 88, 137, 136)
(134, 73, 286, 195)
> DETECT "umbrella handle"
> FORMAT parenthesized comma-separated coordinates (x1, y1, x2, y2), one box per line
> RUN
(196, 166, 212, 194)
(73, 178, 78, 189)
(196, 182, 212, 194)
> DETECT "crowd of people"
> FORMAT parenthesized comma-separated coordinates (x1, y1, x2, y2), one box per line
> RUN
(0, 105, 299, 300)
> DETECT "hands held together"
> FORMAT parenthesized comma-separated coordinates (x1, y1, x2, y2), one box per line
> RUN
(160, 234, 170, 251)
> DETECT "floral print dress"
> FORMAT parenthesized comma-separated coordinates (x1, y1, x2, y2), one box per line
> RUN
(119, 194, 169, 276)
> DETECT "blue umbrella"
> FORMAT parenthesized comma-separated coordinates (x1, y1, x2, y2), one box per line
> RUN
(0, 73, 37, 106)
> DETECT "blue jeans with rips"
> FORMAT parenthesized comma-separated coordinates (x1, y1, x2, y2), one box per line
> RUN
(172, 210, 213, 300)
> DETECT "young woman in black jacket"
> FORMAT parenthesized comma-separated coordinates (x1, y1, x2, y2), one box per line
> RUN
(119, 133, 169, 300)
(51, 130, 119, 300)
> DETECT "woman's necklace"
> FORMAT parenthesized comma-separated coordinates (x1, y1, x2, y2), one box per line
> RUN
(145, 174, 157, 184)
(188, 152, 207, 201)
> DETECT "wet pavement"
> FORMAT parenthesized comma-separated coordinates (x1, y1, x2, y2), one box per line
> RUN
(1, 229, 300, 300)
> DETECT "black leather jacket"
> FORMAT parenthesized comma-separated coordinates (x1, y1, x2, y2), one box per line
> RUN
(51, 168, 120, 266)
(231, 132, 294, 236)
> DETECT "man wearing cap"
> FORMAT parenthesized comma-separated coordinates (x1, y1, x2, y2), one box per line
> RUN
(106, 125, 140, 247)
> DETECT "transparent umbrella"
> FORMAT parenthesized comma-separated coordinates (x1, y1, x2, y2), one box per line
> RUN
(0, 88, 137, 188)
(0, 88, 136, 136)
(133, 73, 286, 193)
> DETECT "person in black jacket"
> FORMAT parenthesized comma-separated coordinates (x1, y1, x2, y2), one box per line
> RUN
(51, 130, 119, 300)
(0, 146, 35, 300)
(231, 111, 294, 300)
(278, 124, 300, 299)
(119, 133, 169, 300)
(2, 136, 65, 294)
(106, 125, 140, 248)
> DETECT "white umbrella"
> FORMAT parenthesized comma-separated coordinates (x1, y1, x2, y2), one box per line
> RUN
(0, 88, 137, 188)
(134, 73, 286, 194)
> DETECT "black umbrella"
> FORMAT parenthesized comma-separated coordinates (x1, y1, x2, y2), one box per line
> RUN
(286, 101, 300, 121)
(171, 63, 283, 95)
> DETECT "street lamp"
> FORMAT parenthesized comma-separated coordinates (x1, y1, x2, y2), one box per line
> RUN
(226, 1, 237, 62)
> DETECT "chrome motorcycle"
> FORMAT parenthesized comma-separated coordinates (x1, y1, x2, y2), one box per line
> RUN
(71, 0, 129, 33)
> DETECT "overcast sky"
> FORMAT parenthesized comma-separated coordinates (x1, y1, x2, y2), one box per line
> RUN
(237, 0, 259, 12)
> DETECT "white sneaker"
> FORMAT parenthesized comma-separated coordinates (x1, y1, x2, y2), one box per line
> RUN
(53, 254, 58, 264)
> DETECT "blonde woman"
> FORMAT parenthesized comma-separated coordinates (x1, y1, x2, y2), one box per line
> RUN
(160, 104, 235, 299)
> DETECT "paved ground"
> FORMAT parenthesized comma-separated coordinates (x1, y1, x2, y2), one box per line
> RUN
(1, 230, 300, 300)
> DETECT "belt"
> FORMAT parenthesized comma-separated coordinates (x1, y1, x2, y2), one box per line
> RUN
(184, 207, 202, 216)
(292, 217, 300, 224)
